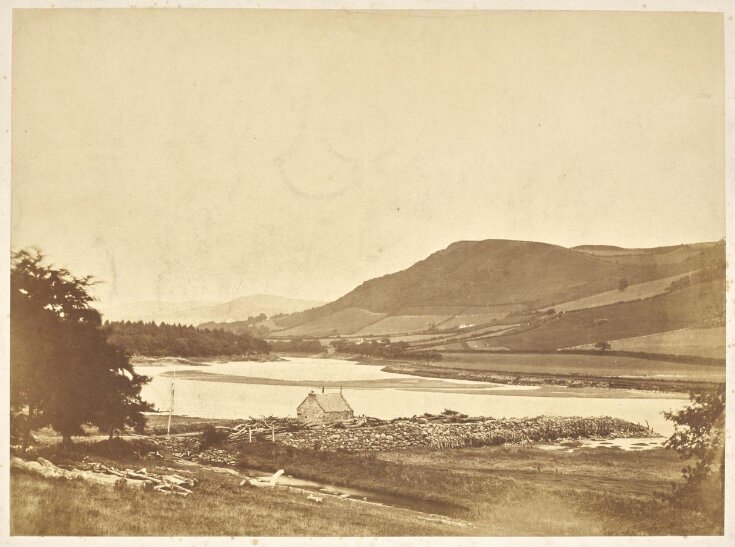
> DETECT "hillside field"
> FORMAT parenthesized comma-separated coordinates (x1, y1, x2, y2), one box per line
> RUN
(354, 314, 454, 336)
(478, 280, 724, 352)
(411, 352, 725, 383)
(277, 307, 387, 336)
(542, 273, 691, 313)
(586, 327, 726, 360)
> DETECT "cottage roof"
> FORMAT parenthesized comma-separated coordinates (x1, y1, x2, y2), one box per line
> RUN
(306, 392, 353, 413)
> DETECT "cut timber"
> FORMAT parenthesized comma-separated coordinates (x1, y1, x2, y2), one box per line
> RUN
(10, 456, 199, 496)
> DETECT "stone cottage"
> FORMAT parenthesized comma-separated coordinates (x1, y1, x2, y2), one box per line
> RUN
(297, 389, 354, 423)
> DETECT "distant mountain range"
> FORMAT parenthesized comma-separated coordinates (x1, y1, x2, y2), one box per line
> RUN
(100, 294, 325, 325)
(264, 239, 725, 358)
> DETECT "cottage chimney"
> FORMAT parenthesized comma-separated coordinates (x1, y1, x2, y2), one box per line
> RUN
(321, 386, 325, 394)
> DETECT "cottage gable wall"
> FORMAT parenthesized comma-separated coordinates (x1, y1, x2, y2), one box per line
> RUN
(297, 397, 324, 422)
(297, 392, 355, 423)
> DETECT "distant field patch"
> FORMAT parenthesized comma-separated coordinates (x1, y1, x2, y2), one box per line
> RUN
(387, 333, 449, 343)
(577, 327, 725, 360)
(574, 248, 657, 257)
(278, 308, 387, 336)
(354, 315, 453, 336)
(408, 324, 521, 350)
(434, 353, 725, 383)
(491, 280, 724, 351)
(422, 342, 469, 351)
(392, 305, 467, 316)
(438, 313, 513, 329)
(545, 273, 692, 313)
(465, 340, 511, 350)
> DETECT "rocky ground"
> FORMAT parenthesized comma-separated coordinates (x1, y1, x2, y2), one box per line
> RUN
(150, 411, 658, 463)
(276, 414, 657, 452)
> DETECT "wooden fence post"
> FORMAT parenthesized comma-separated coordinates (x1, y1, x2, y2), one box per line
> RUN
(249, 427, 252, 443)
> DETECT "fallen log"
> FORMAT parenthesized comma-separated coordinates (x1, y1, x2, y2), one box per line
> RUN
(100, 465, 126, 478)
(11, 456, 198, 495)
(162, 475, 193, 488)
(127, 471, 163, 484)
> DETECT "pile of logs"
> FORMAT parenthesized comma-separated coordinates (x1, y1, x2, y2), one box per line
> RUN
(226, 416, 302, 445)
(89, 462, 197, 496)
(11, 456, 197, 497)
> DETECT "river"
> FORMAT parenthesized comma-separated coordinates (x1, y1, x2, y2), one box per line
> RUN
(134, 356, 689, 436)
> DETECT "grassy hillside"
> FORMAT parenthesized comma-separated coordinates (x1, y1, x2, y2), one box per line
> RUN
(277, 308, 387, 336)
(271, 239, 724, 338)
(542, 272, 691, 313)
(480, 279, 724, 351)
(586, 326, 726, 360)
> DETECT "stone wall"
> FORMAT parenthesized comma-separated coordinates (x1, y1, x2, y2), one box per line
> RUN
(278, 416, 656, 452)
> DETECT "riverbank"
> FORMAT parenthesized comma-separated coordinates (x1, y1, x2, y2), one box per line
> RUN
(131, 354, 283, 367)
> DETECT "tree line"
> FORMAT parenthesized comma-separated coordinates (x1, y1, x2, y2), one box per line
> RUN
(330, 339, 442, 361)
(106, 320, 270, 357)
(269, 339, 325, 353)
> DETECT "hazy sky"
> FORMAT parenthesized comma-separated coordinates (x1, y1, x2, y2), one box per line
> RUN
(11, 10, 725, 306)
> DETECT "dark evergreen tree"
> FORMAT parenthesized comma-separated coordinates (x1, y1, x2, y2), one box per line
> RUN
(10, 249, 152, 448)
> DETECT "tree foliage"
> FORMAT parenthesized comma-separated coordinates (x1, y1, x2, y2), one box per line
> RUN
(330, 339, 442, 361)
(664, 385, 725, 503)
(106, 320, 270, 357)
(10, 249, 153, 447)
(594, 341, 611, 352)
(270, 339, 326, 354)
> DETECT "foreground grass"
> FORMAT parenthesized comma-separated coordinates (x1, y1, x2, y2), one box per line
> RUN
(237, 443, 723, 535)
(11, 439, 723, 536)
(10, 467, 454, 536)
(378, 445, 724, 535)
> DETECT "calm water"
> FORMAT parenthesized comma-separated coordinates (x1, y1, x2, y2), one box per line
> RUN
(135, 356, 688, 436)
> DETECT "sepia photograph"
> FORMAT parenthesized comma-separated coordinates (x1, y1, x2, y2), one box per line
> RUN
(1, 2, 732, 543)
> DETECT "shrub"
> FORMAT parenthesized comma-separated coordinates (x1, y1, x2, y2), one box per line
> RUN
(200, 425, 229, 449)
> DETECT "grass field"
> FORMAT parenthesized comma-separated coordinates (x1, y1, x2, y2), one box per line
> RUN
(354, 314, 453, 336)
(465, 339, 511, 350)
(277, 307, 388, 336)
(10, 466, 452, 536)
(427, 353, 725, 382)
(408, 323, 521, 348)
(391, 305, 469, 315)
(485, 279, 724, 351)
(589, 326, 725, 360)
(10, 438, 723, 536)
(542, 273, 691, 313)
(437, 312, 513, 329)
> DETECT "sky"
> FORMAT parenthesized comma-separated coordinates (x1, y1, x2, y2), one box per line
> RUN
(11, 9, 725, 307)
